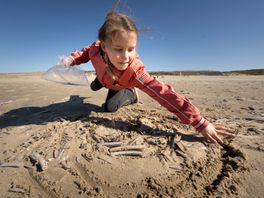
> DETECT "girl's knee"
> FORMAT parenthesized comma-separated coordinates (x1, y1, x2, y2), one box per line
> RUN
(104, 102, 119, 112)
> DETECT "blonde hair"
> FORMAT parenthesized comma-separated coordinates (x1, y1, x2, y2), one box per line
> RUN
(98, 11, 138, 43)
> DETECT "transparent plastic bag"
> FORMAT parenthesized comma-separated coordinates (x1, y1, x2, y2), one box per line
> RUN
(42, 64, 89, 85)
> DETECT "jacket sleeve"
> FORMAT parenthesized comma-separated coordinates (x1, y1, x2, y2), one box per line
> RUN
(131, 68, 208, 132)
(69, 45, 91, 65)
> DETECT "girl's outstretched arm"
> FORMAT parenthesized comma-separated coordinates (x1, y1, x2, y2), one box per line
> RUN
(132, 68, 208, 132)
(131, 67, 235, 145)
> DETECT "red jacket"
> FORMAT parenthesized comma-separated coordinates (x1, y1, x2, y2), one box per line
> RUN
(69, 40, 208, 132)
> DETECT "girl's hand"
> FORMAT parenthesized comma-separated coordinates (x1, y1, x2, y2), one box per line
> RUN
(200, 123, 235, 145)
(58, 56, 74, 67)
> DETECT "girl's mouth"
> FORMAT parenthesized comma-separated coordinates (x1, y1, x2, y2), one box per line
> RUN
(119, 61, 128, 64)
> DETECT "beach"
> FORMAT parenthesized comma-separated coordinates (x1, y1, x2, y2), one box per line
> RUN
(0, 73, 263, 197)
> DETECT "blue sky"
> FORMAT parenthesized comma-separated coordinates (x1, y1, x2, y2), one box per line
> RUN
(0, 0, 263, 73)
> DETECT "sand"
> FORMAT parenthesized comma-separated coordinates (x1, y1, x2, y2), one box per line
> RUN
(0, 73, 263, 197)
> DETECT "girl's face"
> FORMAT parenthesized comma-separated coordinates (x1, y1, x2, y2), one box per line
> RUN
(101, 30, 137, 71)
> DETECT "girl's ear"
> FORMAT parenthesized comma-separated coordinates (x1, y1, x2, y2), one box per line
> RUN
(101, 42, 106, 52)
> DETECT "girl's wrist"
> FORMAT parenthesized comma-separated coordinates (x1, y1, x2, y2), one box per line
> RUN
(69, 56, 76, 66)
(192, 117, 209, 132)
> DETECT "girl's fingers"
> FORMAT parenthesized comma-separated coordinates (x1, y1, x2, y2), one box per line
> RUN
(214, 125, 233, 133)
(211, 133, 224, 145)
(214, 125, 235, 138)
(206, 134, 218, 144)
(201, 123, 234, 145)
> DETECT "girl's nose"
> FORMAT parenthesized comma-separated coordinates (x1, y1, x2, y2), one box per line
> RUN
(122, 50, 129, 59)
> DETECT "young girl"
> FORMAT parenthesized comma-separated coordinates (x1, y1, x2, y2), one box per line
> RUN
(63, 11, 234, 145)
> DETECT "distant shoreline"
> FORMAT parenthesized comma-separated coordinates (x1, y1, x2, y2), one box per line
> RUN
(0, 69, 263, 76)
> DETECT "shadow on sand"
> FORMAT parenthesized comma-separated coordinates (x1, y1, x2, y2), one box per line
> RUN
(0, 95, 204, 143)
(0, 95, 102, 129)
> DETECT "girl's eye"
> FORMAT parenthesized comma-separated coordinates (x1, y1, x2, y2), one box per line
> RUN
(128, 48, 135, 52)
(113, 48, 135, 53)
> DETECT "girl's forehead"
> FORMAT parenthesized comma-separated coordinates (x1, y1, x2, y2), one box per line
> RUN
(110, 30, 137, 46)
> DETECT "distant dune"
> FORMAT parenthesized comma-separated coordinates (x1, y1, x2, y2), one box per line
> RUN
(149, 69, 264, 76)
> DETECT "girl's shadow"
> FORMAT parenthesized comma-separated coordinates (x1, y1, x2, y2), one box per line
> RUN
(0, 95, 102, 129)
